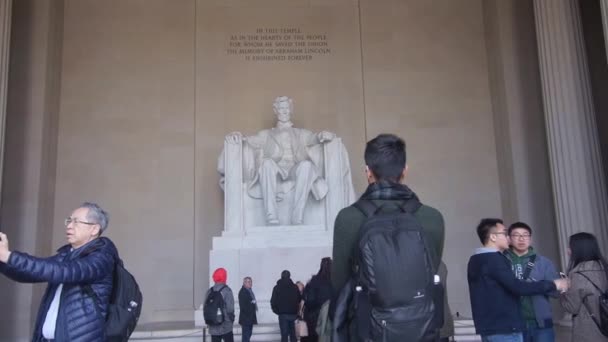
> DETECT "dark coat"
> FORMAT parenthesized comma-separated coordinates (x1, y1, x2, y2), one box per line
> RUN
(238, 286, 258, 326)
(270, 277, 301, 315)
(0, 237, 118, 342)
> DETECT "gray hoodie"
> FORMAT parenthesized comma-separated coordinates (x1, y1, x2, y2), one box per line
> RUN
(205, 283, 235, 336)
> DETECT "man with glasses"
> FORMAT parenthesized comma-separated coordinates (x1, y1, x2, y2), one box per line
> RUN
(0, 202, 117, 342)
(467, 218, 568, 342)
(505, 222, 560, 342)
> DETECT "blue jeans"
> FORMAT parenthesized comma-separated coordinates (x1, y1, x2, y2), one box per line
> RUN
(482, 333, 524, 342)
(241, 324, 253, 342)
(278, 314, 297, 342)
(523, 326, 554, 342)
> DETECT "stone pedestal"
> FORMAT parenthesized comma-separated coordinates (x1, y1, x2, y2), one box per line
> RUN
(195, 225, 332, 325)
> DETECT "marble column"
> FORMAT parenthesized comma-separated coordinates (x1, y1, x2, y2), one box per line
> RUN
(534, 0, 608, 269)
(602, 0, 608, 63)
(0, 0, 11, 204)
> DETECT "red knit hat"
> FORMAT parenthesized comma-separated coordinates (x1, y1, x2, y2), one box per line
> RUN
(212, 268, 227, 283)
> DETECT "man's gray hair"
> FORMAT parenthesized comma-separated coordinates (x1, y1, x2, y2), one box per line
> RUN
(243, 276, 252, 282)
(81, 202, 110, 233)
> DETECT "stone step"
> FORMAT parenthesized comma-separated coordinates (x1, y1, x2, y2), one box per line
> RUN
(130, 319, 481, 342)
(131, 323, 281, 342)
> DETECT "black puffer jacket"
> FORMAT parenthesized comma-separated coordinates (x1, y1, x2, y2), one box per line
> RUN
(0, 237, 118, 342)
(270, 277, 301, 315)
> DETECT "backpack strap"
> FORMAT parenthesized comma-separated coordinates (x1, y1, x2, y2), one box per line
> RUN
(353, 200, 379, 218)
(354, 198, 422, 217)
(210, 285, 227, 294)
(82, 258, 120, 307)
(83, 285, 99, 303)
(576, 271, 605, 331)
(577, 272, 604, 293)
(398, 198, 422, 213)
(522, 255, 537, 280)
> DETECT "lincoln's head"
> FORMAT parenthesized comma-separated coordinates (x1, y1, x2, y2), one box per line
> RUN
(273, 96, 293, 123)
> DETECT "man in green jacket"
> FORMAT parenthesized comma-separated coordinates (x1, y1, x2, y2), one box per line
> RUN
(331, 133, 446, 341)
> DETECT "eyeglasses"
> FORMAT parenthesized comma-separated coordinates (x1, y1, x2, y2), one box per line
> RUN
(64, 217, 96, 226)
(510, 234, 531, 240)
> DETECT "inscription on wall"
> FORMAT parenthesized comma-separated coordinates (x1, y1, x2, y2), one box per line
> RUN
(226, 28, 331, 62)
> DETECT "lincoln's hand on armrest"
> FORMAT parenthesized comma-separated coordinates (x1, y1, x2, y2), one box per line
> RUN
(226, 132, 244, 144)
(317, 131, 335, 143)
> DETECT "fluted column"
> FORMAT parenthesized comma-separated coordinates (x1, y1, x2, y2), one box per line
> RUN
(534, 0, 608, 269)
(602, 0, 608, 63)
(0, 0, 11, 205)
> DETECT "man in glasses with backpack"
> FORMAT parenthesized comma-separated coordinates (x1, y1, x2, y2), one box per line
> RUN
(0, 202, 125, 342)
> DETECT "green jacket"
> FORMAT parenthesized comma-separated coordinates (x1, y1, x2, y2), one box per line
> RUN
(331, 198, 445, 293)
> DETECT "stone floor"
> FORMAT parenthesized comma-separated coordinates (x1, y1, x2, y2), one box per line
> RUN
(130, 320, 575, 341)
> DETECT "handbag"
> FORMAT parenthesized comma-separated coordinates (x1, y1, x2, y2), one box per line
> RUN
(296, 302, 309, 338)
(296, 318, 309, 338)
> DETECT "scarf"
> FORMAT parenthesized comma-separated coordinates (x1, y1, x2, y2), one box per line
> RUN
(360, 180, 419, 202)
(246, 287, 258, 311)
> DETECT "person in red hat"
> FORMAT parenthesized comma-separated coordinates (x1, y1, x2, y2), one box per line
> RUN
(204, 267, 235, 342)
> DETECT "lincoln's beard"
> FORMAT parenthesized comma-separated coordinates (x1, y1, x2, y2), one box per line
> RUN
(276, 120, 293, 129)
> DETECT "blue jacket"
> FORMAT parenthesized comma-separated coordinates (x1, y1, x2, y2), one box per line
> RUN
(504, 249, 560, 328)
(467, 248, 556, 336)
(0, 237, 118, 342)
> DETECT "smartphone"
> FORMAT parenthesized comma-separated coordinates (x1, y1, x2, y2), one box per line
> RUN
(559, 272, 567, 278)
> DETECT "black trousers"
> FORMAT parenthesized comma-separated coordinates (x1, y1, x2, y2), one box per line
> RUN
(211, 331, 234, 342)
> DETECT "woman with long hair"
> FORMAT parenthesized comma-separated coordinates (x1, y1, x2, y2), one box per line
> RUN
(560, 232, 608, 342)
(301, 257, 334, 342)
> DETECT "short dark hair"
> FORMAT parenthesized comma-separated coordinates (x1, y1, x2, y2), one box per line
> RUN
(281, 270, 290, 279)
(364, 134, 407, 182)
(508, 221, 532, 236)
(476, 218, 504, 244)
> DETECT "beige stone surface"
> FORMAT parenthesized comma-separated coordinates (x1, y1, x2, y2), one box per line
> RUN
(54, 0, 196, 322)
(0, 0, 63, 340)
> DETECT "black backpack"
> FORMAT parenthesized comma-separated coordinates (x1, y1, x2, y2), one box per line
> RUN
(577, 272, 608, 337)
(85, 259, 143, 342)
(352, 199, 443, 342)
(204, 286, 227, 326)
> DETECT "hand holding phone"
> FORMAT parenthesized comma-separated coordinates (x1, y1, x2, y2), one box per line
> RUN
(554, 278, 569, 293)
